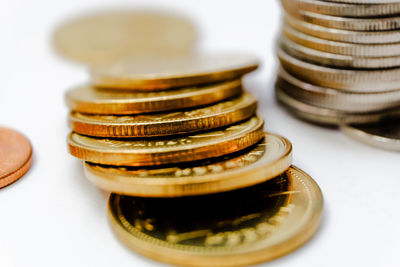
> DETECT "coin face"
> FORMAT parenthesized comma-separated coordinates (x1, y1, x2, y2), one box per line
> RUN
(341, 117, 400, 151)
(68, 116, 264, 166)
(108, 166, 323, 267)
(84, 133, 292, 197)
(90, 53, 259, 90)
(65, 79, 242, 115)
(53, 10, 196, 65)
(0, 127, 33, 188)
(69, 92, 257, 138)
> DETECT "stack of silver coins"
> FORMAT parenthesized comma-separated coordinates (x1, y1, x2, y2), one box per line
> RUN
(275, 0, 400, 150)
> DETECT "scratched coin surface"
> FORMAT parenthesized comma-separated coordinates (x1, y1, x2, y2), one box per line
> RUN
(53, 10, 196, 65)
(0, 127, 33, 188)
(69, 92, 257, 138)
(68, 116, 264, 166)
(65, 79, 242, 115)
(108, 166, 323, 267)
(341, 117, 400, 151)
(84, 133, 292, 196)
(91, 53, 259, 90)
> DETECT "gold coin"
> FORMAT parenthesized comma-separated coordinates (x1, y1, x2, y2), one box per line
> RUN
(84, 133, 292, 197)
(68, 116, 264, 166)
(65, 79, 242, 115)
(108, 166, 323, 267)
(278, 48, 400, 92)
(90, 53, 259, 90)
(53, 10, 196, 65)
(69, 92, 257, 138)
(285, 0, 400, 17)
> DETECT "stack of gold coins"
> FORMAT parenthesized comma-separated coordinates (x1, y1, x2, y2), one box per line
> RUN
(65, 54, 323, 266)
(276, 0, 400, 150)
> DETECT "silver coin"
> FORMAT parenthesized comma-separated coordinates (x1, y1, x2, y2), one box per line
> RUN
(278, 48, 400, 92)
(277, 68, 400, 112)
(279, 35, 400, 69)
(341, 117, 400, 151)
(275, 82, 400, 125)
(283, 0, 400, 17)
(282, 25, 400, 57)
(284, 14, 400, 44)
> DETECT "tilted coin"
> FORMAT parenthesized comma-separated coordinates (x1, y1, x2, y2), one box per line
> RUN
(68, 116, 264, 166)
(0, 127, 33, 188)
(322, 0, 400, 4)
(108, 166, 323, 267)
(284, 14, 400, 44)
(65, 79, 242, 115)
(277, 68, 400, 112)
(341, 117, 400, 151)
(53, 10, 196, 65)
(279, 35, 400, 69)
(276, 84, 400, 125)
(283, 24, 400, 57)
(285, 8, 400, 31)
(283, 0, 400, 17)
(278, 48, 400, 92)
(91, 54, 259, 90)
(69, 92, 257, 138)
(84, 133, 292, 197)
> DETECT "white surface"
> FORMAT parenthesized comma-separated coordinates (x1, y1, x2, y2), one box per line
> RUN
(0, 1, 399, 266)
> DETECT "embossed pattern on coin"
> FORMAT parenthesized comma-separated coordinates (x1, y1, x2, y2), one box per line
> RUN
(108, 166, 323, 267)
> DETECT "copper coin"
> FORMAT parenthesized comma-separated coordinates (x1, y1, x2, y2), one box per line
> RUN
(0, 127, 33, 188)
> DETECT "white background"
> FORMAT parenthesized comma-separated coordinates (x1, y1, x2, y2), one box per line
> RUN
(0, 0, 399, 266)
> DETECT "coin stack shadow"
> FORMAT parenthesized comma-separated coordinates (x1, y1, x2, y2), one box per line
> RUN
(65, 55, 323, 266)
(276, 0, 400, 148)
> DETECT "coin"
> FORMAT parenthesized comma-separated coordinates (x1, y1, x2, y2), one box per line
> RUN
(284, 14, 400, 44)
(278, 48, 400, 92)
(341, 117, 400, 151)
(90, 54, 259, 90)
(108, 166, 323, 267)
(287, 9, 400, 31)
(0, 127, 33, 188)
(68, 116, 264, 166)
(284, 0, 400, 17)
(275, 84, 400, 125)
(84, 133, 292, 197)
(53, 10, 196, 65)
(65, 79, 242, 115)
(279, 35, 400, 69)
(277, 68, 400, 112)
(69, 92, 257, 138)
(323, 0, 400, 4)
(283, 24, 400, 57)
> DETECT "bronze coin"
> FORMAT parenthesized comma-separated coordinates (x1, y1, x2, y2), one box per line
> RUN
(0, 127, 33, 188)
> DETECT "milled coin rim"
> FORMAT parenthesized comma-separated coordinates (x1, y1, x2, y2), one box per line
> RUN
(65, 79, 242, 115)
(84, 133, 292, 197)
(68, 116, 264, 166)
(107, 165, 323, 267)
(69, 92, 257, 137)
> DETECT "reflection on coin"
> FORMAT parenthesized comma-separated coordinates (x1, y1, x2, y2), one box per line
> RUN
(278, 48, 400, 92)
(277, 68, 400, 112)
(84, 133, 292, 197)
(108, 166, 323, 267)
(53, 10, 196, 65)
(68, 116, 264, 166)
(284, 15, 400, 44)
(275, 85, 400, 125)
(279, 36, 400, 69)
(65, 79, 242, 115)
(341, 117, 400, 151)
(69, 92, 257, 137)
(0, 127, 33, 188)
(283, 25, 400, 57)
(284, 0, 400, 17)
(91, 54, 259, 90)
